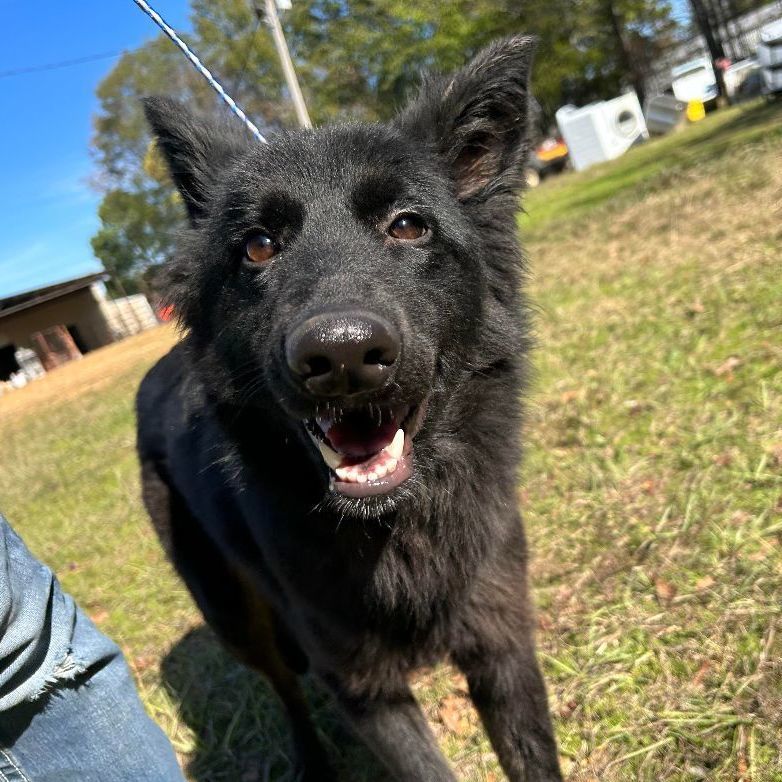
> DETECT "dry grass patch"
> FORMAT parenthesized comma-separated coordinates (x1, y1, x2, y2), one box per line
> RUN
(0, 324, 177, 420)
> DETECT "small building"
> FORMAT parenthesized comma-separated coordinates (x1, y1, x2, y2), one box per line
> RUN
(0, 273, 157, 383)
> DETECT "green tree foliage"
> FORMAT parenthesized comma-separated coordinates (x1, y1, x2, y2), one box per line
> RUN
(91, 0, 679, 292)
(91, 3, 294, 295)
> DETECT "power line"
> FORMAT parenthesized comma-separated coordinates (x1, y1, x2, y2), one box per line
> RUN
(0, 51, 124, 80)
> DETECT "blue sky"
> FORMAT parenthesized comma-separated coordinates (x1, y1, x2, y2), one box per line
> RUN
(0, 0, 191, 299)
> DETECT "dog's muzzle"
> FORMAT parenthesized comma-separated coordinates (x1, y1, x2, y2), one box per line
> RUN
(284, 308, 423, 498)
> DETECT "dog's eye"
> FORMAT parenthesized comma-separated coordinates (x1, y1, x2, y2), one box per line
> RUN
(388, 214, 427, 241)
(245, 233, 278, 265)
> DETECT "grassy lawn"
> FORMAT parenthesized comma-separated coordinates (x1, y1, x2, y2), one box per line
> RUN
(1, 99, 780, 781)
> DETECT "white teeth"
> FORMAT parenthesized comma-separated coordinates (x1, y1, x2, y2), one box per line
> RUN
(315, 415, 333, 434)
(386, 428, 405, 460)
(328, 427, 406, 484)
(317, 439, 343, 470)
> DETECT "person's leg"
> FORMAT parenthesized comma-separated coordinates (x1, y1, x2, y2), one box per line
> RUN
(0, 514, 184, 782)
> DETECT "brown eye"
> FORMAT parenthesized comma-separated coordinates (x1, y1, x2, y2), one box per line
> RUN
(388, 213, 427, 241)
(245, 233, 277, 264)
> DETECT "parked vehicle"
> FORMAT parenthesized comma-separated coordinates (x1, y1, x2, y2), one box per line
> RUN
(671, 57, 718, 104)
(524, 135, 569, 187)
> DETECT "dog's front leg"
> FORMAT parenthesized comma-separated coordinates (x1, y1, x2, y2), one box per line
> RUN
(327, 677, 457, 781)
(454, 636, 562, 782)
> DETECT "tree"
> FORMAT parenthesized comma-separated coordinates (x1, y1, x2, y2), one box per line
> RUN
(91, 4, 294, 293)
(91, 0, 681, 292)
(600, 0, 679, 106)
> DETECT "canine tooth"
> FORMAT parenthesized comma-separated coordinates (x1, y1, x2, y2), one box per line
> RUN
(386, 428, 405, 460)
(386, 458, 398, 475)
(335, 466, 352, 482)
(317, 439, 342, 470)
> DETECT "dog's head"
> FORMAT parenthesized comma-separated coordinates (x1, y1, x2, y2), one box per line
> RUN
(145, 36, 534, 512)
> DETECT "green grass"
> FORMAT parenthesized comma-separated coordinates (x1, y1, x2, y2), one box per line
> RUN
(1, 99, 781, 781)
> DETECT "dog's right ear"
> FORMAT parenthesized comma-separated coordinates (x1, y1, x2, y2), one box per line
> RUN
(397, 36, 536, 202)
(143, 96, 245, 223)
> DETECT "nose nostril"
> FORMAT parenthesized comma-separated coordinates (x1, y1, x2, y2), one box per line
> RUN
(287, 310, 401, 394)
(363, 347, 395, 367)
(305, 355, 332, 378)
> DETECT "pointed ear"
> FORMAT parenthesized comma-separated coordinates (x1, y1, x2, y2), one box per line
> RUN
(397, 36, 537, 202)
(142, 96, 246, 223)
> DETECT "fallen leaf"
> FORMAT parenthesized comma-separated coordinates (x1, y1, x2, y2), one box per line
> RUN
(714, 356, 742, 378)
(639, 479, 657, 495)
(555, 585, 574, 604)
(712, 451, 733, 467)
(559, 699, 579, 719)
(684, 299, 705, 317)
(624, 399, 646, 414)
(729, 510, 751, 526)
(89, 609, 109, 625)
(438, 694, 471, 736)
(450, 672, 469, 695)
(132, 655, 154, 673)
(654, 578, 677, 604)
(692, 660, 711, 686)
(695, 575, 715, 591)
(767, 442, 782, 468)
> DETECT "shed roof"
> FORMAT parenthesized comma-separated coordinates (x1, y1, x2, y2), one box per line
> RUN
(0, 273, 107, 320)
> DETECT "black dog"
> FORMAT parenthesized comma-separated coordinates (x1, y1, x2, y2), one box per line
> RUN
(137, 36, 561, 781)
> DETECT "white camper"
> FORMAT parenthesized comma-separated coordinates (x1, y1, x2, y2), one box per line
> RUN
(671, 57, 718, 103)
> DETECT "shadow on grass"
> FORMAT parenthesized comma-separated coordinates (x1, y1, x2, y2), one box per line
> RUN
(161, 626, 390, 782)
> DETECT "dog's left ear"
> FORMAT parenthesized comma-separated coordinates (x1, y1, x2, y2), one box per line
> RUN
(398, 36, 536, 202)
(143, 96, 247, 223)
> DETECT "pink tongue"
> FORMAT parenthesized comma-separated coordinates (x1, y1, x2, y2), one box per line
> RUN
(318, 413, 397, 458)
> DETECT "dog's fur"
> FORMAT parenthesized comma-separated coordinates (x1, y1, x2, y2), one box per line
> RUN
(136, 36, 561, 781)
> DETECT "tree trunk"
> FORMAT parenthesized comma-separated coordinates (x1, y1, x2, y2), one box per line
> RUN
(689, 0, 729, 101)
(605, 0, 646, 105)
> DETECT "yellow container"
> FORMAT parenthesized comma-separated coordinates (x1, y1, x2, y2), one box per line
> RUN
(687, 100, 706, 123)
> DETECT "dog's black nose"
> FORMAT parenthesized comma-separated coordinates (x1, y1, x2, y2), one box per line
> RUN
(285, 310, 400, 396)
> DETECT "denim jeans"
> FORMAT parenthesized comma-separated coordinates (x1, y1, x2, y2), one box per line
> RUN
(0, 514, 185, 781)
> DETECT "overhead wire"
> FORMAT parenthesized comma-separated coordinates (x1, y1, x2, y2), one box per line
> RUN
(0, 51, 124, 80)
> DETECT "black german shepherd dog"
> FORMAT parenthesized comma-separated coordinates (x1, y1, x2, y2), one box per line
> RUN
(137, 36, 561, 781)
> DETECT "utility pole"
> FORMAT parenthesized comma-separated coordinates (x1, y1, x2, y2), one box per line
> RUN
(256, 0, 312, 128)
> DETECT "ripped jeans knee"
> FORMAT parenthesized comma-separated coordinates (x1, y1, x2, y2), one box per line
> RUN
(0, 515, 184, 781)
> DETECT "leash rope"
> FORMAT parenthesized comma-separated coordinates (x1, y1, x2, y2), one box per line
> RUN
(131, 0, 268, 144)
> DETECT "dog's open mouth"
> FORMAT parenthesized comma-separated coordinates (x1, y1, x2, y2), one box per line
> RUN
(305, 402, 425, 498)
